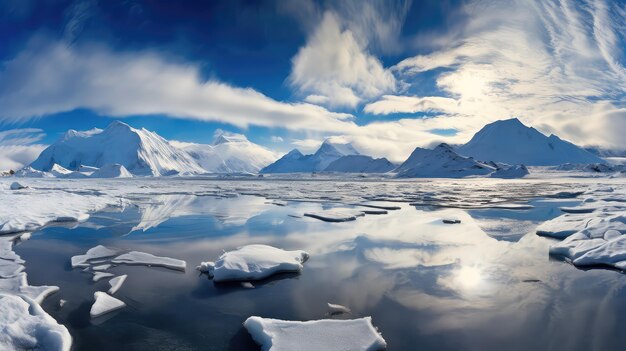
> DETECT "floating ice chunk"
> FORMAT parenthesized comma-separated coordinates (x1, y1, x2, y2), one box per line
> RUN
(9, 182, 27, 190)
(196, 261, 215, 274)
(71, 245, 119, 268)
(0, 294, 71, 351)
(240, 282, 255, 289)
(59, 299, 67, 308)
(206, 245, 309, 282)
(92, 272, 114, 282)
(112, 251, 186, 271)
(92, 264, 111, 271)
(304, 210, 365, 222)
(108, 275, 127, 295)
(361, 210, 388, 215)
(327, 303, 351, 315)
(442, 219, 461, 224)
(90, 292, 125, 318)
(243, 316, 386, 351)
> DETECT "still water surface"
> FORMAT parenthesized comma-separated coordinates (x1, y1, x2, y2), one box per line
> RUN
(15, 192, 626, 351)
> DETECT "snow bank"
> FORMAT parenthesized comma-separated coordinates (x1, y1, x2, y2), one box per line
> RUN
(200, 244, 309, 282)
(111, 251, 186, 271)
(0, 294, 71, 351)
(243, 316, 386, 351)
(90, 292, 125, 318)
(89, 164, 133, 178)
(490, 164, 529, 179)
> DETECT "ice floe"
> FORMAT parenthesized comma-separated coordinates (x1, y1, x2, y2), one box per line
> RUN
(243, 316, 386, 351)
(92, 272, 114, 282)
(304, 210, 365, 222)
(199, 244, 309, 282)
(327, 303, 351, 315)
(111, 251, 186, 271)
(90, 292, 125, 318)
(71, 245, 119, 268)
(108, 275, 127, 295)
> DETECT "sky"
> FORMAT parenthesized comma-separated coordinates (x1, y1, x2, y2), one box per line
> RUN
(0, 0, 624, 170)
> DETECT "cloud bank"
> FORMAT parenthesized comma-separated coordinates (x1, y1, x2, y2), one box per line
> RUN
(367, 0, 626, 149)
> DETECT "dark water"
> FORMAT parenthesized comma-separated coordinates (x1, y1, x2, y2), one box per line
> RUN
(14, 194, 626, 351)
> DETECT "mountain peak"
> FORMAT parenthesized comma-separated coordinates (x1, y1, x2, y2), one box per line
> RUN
(212, 132, 248, 145)
(316, 139, 359, 156)
(458, 118, 604, 165)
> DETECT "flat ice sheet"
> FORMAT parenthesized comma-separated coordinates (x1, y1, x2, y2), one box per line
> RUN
(90, 292, 125, 318)
(112, 251, 186, 271)
(244, 316, 386, 351)
(71, 245, 119, 268)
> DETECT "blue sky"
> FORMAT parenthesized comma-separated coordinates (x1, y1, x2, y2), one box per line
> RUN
(0, 0, 624, 169)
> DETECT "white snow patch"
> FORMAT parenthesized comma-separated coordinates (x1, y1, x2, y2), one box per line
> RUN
(243, 316, 386, 351)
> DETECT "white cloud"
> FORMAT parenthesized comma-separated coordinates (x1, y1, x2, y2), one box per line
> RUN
(0, 40, 355, 133)
(289, 12, 396, 108)
(364, 96, 460, 115)
(270, 136, 284, 143)
(0, 128, 47, 171)
(378, 0, 626, 149)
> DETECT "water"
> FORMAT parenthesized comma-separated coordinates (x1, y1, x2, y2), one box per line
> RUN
(13, 181, 626, 351)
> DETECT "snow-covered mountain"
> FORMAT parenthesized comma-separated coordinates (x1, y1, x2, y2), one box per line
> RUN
(324, 155, 396, 173)
(260, 139, 360, 173)
(395, 143, 497, 178)
(30, 121, 205, 176)
(457, 118, 604, 166)
(172, 132, 278, 174)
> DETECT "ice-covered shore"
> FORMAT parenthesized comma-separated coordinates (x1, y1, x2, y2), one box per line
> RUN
(539, 186, 626, 270)
(0, 235, 71, 351)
